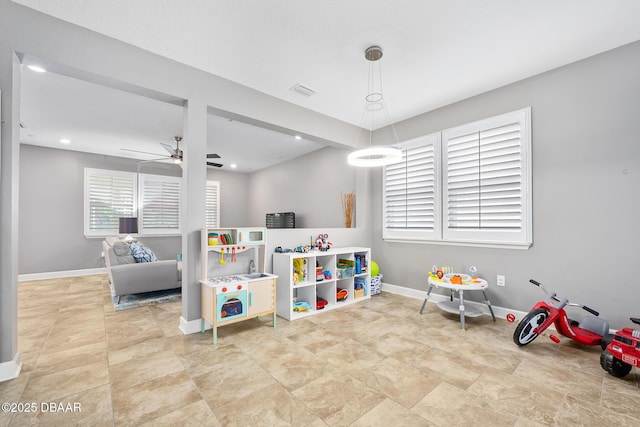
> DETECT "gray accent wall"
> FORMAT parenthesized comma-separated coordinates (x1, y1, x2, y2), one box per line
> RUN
(206, 168, 250, 227)
(19, 144, 182, 274)
(370, 40, 640, 329)
(247, 146, 356, 228)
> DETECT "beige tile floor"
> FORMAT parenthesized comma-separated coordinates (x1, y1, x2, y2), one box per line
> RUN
(2, 274, 640, 426)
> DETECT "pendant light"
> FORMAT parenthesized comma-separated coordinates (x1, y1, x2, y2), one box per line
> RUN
(347, 46, 402, 167)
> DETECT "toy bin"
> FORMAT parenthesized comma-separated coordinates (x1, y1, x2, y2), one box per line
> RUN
(370, 274, 382, 295)
(336, 266, 354, 279)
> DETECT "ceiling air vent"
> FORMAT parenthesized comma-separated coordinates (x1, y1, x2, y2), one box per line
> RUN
(290, 83, 316, 97)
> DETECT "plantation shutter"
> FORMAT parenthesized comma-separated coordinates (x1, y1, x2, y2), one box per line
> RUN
(443, 108, 531, 244)
(139, 173, 181, 234)
(85, 169, 136, 236)
(383, 133, 440, 240)
(206, 180, 220, 228)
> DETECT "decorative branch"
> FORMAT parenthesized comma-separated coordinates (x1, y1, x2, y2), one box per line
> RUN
(342, 191, 355, 228)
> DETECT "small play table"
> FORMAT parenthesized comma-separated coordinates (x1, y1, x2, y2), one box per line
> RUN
(419, 273, 496, 330)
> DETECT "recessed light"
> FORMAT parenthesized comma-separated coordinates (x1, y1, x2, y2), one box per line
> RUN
(59, 138, 71, 144)
(294, 135, 302, 140)
(27, 65, 46, 73)
(230, 164, 237, 169)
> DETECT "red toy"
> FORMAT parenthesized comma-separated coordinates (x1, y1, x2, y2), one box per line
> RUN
(601, 317, 640, 378)
(513, 279, 611, 349)
(316, 296, 328, 309)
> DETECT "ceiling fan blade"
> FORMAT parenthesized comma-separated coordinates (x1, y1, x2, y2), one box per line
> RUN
(138, 157, 171, 163)
(207, 162, 223, 168)
(160, 143, 175, 155)
(121, 148, 166, 156)
(207, 153, 221, 159)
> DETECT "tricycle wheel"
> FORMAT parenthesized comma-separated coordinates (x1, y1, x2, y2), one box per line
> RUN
(600, 350, 632, 378)
(513, 308, 548, 346)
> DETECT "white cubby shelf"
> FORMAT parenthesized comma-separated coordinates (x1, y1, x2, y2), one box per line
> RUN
(273, 247, 371, 321)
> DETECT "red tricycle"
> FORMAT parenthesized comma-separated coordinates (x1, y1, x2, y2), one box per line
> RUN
(600, 317, 640, 378)
(513, 279, 611, 349)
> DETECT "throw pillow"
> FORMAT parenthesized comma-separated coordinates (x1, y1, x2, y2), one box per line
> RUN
(129, 242, 158, 263)
(112, 241, 136, 264)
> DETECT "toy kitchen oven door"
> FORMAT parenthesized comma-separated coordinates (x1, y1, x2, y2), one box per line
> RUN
(216, 284, 248, 322)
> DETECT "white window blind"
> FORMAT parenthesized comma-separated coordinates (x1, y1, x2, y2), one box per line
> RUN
(138, 173, 181, 235)
(382, 108, 531, 248)
(383, 133, 440, 241)
(443, 108, 531, 245)
(206, 180, 220, 228)
(84, 168, 136, 237)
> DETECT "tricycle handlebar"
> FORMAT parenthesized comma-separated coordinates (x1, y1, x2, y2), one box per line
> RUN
(530, 279, 600, 316)
(583, 305, 599, 316)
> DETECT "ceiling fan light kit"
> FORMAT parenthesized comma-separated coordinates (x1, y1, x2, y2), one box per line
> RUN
(348, 45, 402, 168)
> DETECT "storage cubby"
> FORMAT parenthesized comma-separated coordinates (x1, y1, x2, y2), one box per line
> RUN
(274, 247, 371, 321)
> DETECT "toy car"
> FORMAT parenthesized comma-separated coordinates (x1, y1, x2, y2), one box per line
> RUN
(316, 296, 328, 309)
(600, 317, 640, 378)
(293, 301, 311, 312)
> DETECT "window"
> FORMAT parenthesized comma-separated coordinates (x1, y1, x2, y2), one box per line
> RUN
(138, 173, 181, 235)
(383, 108, 531, 248)
(84, 168, 184, 237)
(205, 180, 220, 228)
(84, 168, 136, 237)
(383, 133, 440, 241)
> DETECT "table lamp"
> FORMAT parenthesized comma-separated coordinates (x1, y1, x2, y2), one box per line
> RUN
(119, 217, 138, 242)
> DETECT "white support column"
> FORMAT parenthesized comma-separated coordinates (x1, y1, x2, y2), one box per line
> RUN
(179, 99, 208, 332)
(0, 53, 23, 381)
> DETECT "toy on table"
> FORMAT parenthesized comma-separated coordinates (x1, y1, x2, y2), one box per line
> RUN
(450, 275, 463, 285)
(316, 233, 332, 252)
(469, 266, 478, 280)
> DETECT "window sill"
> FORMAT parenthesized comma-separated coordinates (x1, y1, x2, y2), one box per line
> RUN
(382, 237, 532, 250)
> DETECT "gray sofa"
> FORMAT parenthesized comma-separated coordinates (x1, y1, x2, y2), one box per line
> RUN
(103, 237, 181, 302)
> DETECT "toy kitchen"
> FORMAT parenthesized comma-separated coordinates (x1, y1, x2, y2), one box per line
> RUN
(199, 227, 277, 345)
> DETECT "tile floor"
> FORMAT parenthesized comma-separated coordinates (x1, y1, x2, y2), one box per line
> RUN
(1, 274, 640, 426)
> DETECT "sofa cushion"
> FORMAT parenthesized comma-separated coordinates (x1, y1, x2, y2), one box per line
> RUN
(129, 242, 158, 263)
(112, 241, 136, 264)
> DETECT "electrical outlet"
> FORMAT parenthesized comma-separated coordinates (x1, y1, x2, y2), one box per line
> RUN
(497, 275, 506, 287)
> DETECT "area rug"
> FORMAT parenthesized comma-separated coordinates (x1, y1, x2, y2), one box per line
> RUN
(110, 282, 181, 311)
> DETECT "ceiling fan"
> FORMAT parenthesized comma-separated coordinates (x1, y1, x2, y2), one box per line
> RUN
(121, 136, 183, 164)
(121, 137, 223, 167)
(206, 153, 223, 168)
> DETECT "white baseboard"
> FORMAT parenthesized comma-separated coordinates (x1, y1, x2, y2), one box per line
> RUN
(381, 282, 529, 321)
(180, 316, 211, 335)
(18, 268, 106, 282)
(0, 352, 22, 383)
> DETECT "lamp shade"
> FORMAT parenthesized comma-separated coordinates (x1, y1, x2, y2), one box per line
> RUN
(119, 217, 138, 234)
